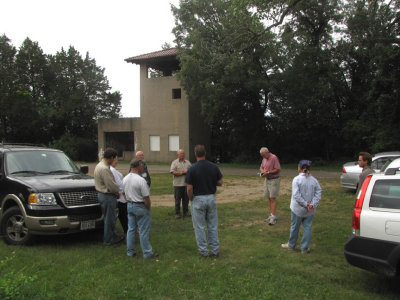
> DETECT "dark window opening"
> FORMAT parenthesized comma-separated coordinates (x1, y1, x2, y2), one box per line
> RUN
(105, 132, 134, 157)
(172, 88, 181, 99)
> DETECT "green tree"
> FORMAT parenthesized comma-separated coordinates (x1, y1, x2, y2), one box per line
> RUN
(173, 0, 284, 161)
(339, 0, 400, 154)
(0, 35, 17, 141)
(0, 37, 121, 160)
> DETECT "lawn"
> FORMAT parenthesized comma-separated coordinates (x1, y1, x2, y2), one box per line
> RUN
(1, 174, 399, 299)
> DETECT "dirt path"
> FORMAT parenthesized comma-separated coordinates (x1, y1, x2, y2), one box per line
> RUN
(84, 163, 340, 207)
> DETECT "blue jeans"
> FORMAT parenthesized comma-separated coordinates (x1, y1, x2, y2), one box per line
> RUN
(98, 193, 120, 245)
(191, 195, 219, 256)
(127, 203, 153, 258)
(288, 211, 314, 250)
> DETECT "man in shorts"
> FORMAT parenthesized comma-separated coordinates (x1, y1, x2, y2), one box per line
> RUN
(259, 147, 281, 225)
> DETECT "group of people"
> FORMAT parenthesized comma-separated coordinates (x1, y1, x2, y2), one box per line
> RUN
(94, 145, 222, 258)
(96, 144, 371, 257)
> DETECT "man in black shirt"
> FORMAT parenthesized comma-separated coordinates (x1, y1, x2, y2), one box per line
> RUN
(185, 145, 223, 257)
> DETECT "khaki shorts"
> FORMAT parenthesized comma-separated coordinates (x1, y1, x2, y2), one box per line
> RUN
(264, 177, 280, 198)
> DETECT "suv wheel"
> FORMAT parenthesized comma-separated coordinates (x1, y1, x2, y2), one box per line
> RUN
(1, 207, 33, 245)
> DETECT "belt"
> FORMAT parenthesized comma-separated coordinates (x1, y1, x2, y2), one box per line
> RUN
(267, 177, 280, 180)
(126, 200, 145, 204)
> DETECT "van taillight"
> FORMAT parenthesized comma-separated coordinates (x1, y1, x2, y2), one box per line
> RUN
(342, 166, 346, 173)
(352, 175, 373, 231)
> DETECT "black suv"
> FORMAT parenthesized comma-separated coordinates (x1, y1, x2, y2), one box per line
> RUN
(0, 144, 102, 245)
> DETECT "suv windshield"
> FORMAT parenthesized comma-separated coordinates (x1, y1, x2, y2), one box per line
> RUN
(5, 150, 79, 175)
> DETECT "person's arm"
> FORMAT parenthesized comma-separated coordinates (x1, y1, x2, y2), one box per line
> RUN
(143, 196, 151, 210)
(217, 179, 223, 186)
(187, 184, 194, 201)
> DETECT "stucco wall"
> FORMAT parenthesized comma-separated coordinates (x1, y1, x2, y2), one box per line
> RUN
(98, 117, 140, 161)
(138, 64, 190, 163)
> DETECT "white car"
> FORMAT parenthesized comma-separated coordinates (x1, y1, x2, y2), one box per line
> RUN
(344, 165, 400, 277)
(340, 151, 400, 191)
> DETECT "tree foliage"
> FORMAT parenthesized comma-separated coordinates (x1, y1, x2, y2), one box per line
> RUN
(0, 36, 121, 160)
(173, 0, 400, 162)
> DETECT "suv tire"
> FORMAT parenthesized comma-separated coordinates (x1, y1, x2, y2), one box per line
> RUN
(1, 206, 33, 245)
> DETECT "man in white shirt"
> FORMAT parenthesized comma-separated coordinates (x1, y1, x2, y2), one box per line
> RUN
(123, 159, 158, 258)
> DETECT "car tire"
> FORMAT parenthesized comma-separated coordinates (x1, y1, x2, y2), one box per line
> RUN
(1, 206, 33, 245)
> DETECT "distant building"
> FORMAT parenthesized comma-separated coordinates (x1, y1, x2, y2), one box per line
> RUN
(97, 48, 210, 162)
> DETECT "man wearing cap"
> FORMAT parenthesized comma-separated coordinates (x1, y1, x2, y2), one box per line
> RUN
(123, 159, 158, 259)
(281, 160, 322, 254)
(259, 147, 281, 225)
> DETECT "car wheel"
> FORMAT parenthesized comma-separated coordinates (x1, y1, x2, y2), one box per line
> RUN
(1, 207, 33, 245)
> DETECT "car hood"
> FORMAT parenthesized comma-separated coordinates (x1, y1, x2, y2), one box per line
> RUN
(8, 173, 95, 193)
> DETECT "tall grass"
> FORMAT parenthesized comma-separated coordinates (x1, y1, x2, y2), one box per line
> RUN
(1, 176, 399, 299)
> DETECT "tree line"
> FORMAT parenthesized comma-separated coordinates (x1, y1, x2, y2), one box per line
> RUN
(0, 35, 121, 161)
(172, 0, 400, 163)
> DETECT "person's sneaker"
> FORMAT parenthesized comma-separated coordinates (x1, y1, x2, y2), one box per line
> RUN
(263, 215, 272, 223)
(301, 249, 310, 254)
(146, 253, 159, 259)
(269, 215, 277, 226)
(281, 243, 294, 250)
(175, 214, 181, 219)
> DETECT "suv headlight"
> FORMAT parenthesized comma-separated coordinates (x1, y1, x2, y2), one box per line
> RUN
(29, 193, 57, 205)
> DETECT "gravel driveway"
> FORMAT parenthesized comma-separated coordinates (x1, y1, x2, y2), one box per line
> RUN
(84, 163, 339, 178)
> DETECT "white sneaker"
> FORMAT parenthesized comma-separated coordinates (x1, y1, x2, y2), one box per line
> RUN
(281, 243, 293, 250)
(269, 215, 277, 225)
(263, 215, 272, 223)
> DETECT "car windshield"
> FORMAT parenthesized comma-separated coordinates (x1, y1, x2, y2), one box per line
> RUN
(5, 150, 79, 175)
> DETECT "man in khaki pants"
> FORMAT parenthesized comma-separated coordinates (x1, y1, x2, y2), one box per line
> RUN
(259, 147, 281, 225)
(170, 149, 191, 219)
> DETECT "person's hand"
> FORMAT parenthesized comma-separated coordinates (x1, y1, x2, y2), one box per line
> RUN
(307, 203, 313, 211)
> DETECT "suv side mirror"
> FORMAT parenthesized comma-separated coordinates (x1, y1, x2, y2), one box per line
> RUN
(80, 165, 89, 175)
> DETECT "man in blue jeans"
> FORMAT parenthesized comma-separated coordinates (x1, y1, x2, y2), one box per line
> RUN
(185, 145, 223, 257)
(123, 159, 158, 258)
(94, 148, 124, 246)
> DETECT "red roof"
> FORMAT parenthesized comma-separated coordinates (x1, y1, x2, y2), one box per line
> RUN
(125, 48, 178, 64)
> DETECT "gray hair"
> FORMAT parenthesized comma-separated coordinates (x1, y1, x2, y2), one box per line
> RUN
(130, 158, 144, 169)
(260, 147, 269, 154)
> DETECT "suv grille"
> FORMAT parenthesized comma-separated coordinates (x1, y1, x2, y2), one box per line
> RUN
(58, 191, 98, 207)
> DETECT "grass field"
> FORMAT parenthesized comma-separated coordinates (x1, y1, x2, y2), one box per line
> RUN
(1, 174, 400, 299)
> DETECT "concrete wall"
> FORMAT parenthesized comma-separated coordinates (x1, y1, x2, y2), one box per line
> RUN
(98, 118, 140, 161)
(137, 64, 190, 163)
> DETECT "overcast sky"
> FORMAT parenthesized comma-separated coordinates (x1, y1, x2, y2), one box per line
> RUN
(1, 0, 180, 117)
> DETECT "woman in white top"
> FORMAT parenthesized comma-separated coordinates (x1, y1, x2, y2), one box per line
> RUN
(110, 157, 128, 234)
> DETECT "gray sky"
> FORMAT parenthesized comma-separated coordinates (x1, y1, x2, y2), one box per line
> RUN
(0, 0, 180, 117)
